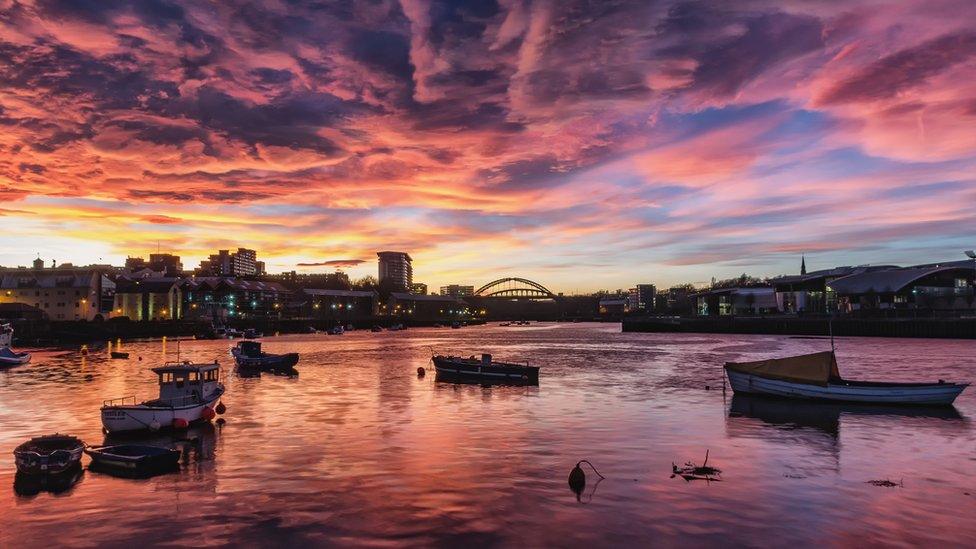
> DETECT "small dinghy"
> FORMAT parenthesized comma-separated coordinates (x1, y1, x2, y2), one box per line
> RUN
(110, 351, 129, 359)
(13, 434, 86, 475)
(85, 445, 181, 475)
(231, 341, 299, 370)
(725, 351, 969, 405)
(433, 353, 540, 385)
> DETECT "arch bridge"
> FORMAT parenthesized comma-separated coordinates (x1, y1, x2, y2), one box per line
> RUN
(474, 277, 557, 300)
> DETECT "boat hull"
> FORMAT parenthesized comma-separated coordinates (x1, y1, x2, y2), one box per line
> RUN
(0, 347, 31, 367)
(85, 445, 181, 473)
(101, 388, 223, 433)
(13, 435, 85, 475)
(232, 350, 299, 370)
(433, 357, 539, 384)
(725, 369, 967, 405)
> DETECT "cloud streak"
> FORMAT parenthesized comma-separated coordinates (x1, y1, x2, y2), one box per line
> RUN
(0, 0, 974, 289)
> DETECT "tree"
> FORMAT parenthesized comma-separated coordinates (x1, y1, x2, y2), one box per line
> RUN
(352, 275, 378, 290)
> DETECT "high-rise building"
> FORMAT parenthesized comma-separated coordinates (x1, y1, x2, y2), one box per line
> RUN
(377, 251, 412, 289)
(440, 285, 474, 297)
(148, 253, 183, 276)
(628, 284, 656, 311)
(197, 248, 259, 277)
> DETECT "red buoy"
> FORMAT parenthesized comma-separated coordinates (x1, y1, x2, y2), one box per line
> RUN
(200, 407, 216, 421)
(172, 418, 190, 429)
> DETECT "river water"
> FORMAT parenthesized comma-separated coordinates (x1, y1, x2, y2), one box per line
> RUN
(1, 324, 974, 547)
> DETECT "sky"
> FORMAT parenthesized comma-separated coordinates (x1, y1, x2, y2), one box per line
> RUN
(1, 0, 975, 292)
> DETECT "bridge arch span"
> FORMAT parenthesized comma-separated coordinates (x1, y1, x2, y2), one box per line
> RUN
(474, 277, 557, 299)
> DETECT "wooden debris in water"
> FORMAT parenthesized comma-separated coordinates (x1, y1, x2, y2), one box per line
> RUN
(671, 449, 722, 482)
(866, 478, 903, 488)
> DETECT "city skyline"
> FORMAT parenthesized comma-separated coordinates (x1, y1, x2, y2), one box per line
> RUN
(2, 1, 975, 292)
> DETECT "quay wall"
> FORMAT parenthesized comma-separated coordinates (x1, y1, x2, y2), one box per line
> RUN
(622, 316, 976, 339)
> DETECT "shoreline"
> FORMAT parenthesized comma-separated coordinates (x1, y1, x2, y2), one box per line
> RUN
(622, 316, 976, 340)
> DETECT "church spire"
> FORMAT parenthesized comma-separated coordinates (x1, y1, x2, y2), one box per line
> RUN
(800, 255, 807, 275)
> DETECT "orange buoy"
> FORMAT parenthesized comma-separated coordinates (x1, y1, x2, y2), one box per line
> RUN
(172, 418, 189, 429)
(200, 407, 216, 421)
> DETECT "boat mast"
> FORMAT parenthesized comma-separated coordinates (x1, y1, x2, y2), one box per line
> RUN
(829, 318, 835, 355)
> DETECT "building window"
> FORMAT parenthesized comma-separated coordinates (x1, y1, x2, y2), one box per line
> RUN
(956, 278, 967, 288)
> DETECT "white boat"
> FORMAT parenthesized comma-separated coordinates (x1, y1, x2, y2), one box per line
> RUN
(101, 361, 224, 433)
(0, 323, 13, 348)
(725, 351, 968, 405)
(0, 323, 30, 366)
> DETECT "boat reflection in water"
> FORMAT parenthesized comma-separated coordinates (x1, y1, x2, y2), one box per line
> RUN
(728, 393, 964, 436)
(14, 464, 85, 497)
(97, 422, 219, 477)
(725, 394, 966, 477)
(235, 365, 299, 379)
(434, 369, 539, 387)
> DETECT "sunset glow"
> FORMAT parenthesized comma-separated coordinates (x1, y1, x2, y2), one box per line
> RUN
(2, 1, 975, 290)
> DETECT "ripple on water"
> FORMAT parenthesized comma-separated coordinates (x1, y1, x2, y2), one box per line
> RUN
(0, 325, 974, 547)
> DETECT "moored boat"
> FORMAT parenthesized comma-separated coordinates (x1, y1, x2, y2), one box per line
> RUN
(85, 445, 181, 475)
(243, 328, 263, 339)
(101, 361, 224, 433)
(13, 434, 86, 475)
(725, 351, 969, 405)
(433, 354, 540, 385)
(0, 323, 31, 366)
(231, 340, 299, 370)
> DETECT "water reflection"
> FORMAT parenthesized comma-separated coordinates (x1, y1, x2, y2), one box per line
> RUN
(2, 328, 975, 546)
(434, 371, 540, 387)
(728, 393, 964, 438)
(14, 465, 84, 497)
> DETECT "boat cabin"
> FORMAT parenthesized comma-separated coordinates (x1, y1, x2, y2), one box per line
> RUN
(151, 361, 221, 403)
(0, 323, 13, 347)
(235, 340, 262, 358)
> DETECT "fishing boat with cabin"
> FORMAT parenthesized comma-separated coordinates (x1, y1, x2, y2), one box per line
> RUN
(724, 351, 968, 405)
(231, 340, 299, 370)
(101, 360, 225, 433)
(432, 353, 540, 384)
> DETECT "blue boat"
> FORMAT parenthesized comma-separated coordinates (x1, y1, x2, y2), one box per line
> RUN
(232, 341, 299, 370)
(85, 445, 181, 474)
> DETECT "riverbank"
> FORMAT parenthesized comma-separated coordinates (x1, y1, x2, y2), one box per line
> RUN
(12, 318, 491, 344)
(622, 316, 976, 339)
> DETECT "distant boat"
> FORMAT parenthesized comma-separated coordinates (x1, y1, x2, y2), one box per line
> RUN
(13, 434, 85, 475)
(433, 354, 540, 385)
(451, 321, 461, 329)
(329, 325, 344, 335)
(101, 361, 224, 433)
(371, 326, 383, 332)
(243, 329, 263, 339)
(725, 351, 969, 405)
(231, 340, 299, 370)
(110, 351, 129, 359)
(85, 445, 181, 475)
